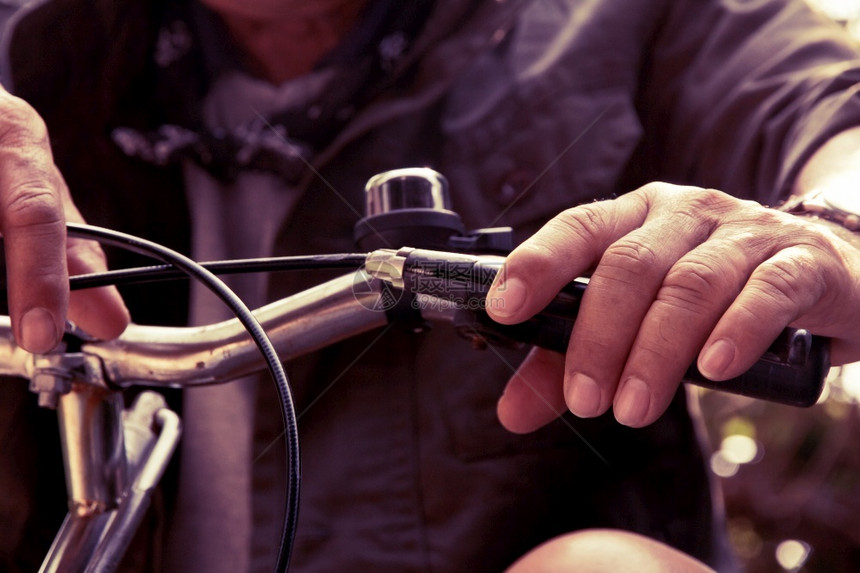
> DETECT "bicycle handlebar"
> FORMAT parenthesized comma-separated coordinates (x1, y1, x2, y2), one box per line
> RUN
(0, 246, 829, 408)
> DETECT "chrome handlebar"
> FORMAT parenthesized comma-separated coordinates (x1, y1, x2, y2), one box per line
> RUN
(0, 273, 387, 392)
(0, 248, 831, 407)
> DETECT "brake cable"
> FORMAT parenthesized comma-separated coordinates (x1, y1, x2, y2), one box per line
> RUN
(68, 253, 369, 290)
(66, 222, 300, 573)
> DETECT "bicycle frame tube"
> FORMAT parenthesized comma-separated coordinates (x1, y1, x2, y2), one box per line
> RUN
(41, 393, 181, 573)
(58, 384, 128, 515)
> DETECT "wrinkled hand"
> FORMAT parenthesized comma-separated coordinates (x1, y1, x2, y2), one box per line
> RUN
(0, 88, 129, 352)
(487, 182, 860, 431)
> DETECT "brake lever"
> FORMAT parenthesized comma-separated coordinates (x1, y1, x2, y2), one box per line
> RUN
(366, 247, 830, 407)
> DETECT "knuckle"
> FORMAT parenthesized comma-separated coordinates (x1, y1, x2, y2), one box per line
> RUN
(2, 183, 64, 231)
(636, 181, 667, 195)
(696, 186, 734, 205)
(674, 188, 734, 222)
(636, 183, 738, 236)
(751, 254, 824, 305)
(521, 202, 615, 262)
(635, 180, 685, 196)
(796, 225, 840, 254)
(752, 204, 788, 227)
(636, 181, 711, 204)
(598, 239, 661, 285)
(549, 195, 642, 244)
(657, 260, 727, 310)
(514, 235, 564, 269)
(635, 334, 681, 365)
(556, 203, 612, 243)
(661, 255, 733, 309)
(0, 92, 49, 148)
(0, 94, 65, 233)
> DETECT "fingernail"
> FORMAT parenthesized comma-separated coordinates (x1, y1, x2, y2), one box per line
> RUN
(488, 276, 526, 318)
(614, 377, 651, 427)
(567, 373, 602, 417)
(21, 307, 60, 353)
(699, 339, 736, 380)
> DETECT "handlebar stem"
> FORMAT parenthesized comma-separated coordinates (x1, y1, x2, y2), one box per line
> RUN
(58, 382, 128, 517)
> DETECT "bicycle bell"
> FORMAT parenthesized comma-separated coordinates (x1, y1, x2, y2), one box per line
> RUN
(353, 167, 513, 253)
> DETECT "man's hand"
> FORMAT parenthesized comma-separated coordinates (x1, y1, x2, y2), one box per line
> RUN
(487, 182, 860, 431)
(0, 88, 128, 352)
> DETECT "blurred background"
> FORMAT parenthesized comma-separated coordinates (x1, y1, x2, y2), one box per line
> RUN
(808, 0, 860, 38)
(697, 5, 860, 572)
(698, 366, 860, 572)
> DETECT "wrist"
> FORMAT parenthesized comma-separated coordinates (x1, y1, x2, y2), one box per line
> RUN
(780, 186, 860, 233)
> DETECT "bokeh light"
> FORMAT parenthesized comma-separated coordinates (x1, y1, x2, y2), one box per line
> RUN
(807, 0, 860, 22)
(775, 539, 811, 571)
(720, 434, 760, 465)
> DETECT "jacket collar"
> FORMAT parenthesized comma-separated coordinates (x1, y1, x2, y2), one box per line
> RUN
(0, 0, 528, 175)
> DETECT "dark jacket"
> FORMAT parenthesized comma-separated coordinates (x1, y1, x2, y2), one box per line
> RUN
(2, 0, 860, 571)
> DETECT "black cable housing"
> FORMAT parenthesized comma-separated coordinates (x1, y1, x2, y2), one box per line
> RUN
(68, 254, 368, 290)
(66, 222, 299, 573)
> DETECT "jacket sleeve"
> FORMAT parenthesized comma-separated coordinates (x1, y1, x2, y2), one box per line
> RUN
(636, 0, 860, 205)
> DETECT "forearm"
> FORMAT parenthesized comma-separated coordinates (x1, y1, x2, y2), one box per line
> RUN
(642, 0, 860, 203)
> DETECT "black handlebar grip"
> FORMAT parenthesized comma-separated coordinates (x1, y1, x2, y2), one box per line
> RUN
(682, 329, 829, 407)
(395, 249, 831, 407)
(470, 279, 830, 407)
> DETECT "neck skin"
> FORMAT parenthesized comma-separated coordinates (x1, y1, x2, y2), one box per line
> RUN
(200, 0, 370, 84)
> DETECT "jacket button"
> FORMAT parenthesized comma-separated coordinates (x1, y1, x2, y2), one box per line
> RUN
(494, 169, 536, 206)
